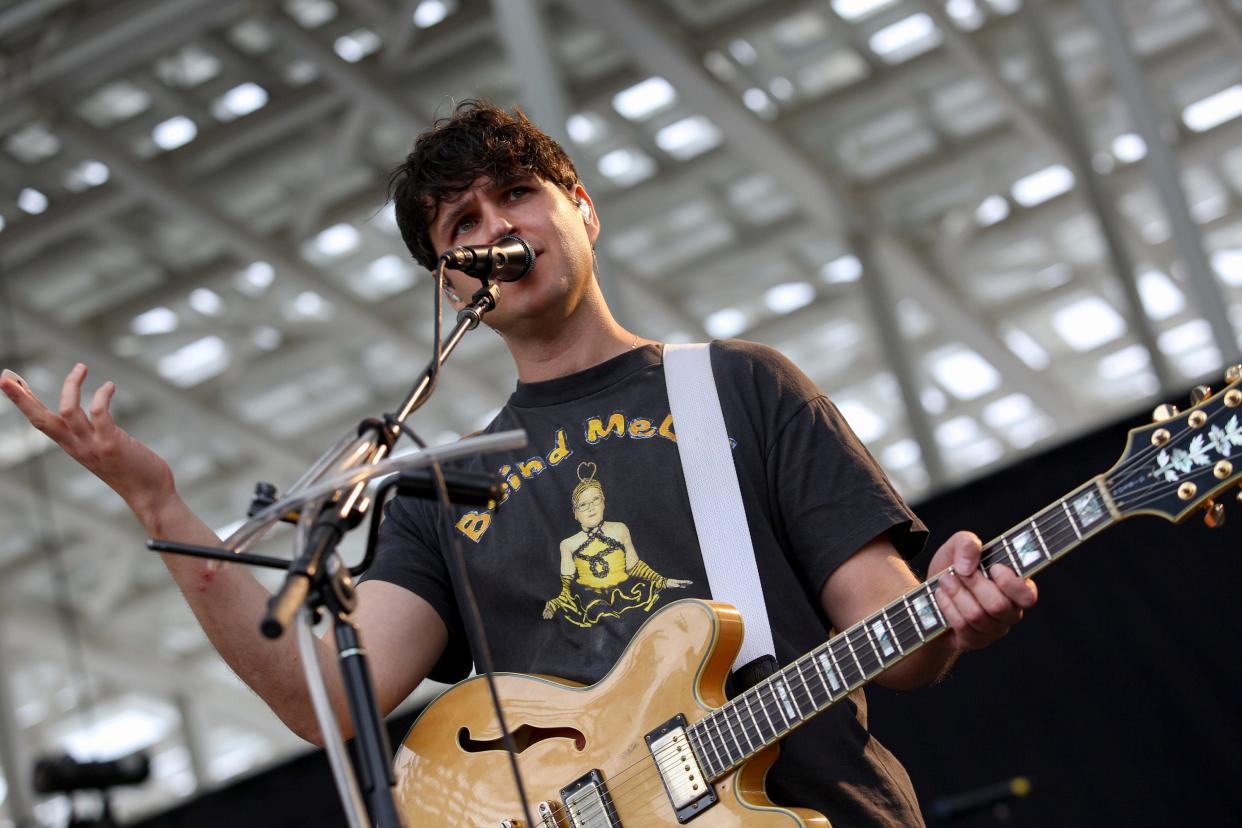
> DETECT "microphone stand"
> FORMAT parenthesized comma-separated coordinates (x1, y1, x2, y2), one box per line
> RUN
(149, 279, 510, 828)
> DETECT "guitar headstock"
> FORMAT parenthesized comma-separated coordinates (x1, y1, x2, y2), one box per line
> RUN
(1107, 365, 1242, 525)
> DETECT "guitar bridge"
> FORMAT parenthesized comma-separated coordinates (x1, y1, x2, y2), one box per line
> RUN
(646, 714, 718, 823)
(559, 769, 620, 828)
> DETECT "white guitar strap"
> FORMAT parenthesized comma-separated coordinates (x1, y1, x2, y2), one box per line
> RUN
(663, 343, 776, 671)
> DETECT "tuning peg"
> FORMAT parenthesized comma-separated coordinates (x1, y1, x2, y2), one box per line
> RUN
(1152, 403, 1180, 422)
(1204, 500, 1226, 528)
(1227, 365, 1242, 384)
(1190, 385, 1212, 405)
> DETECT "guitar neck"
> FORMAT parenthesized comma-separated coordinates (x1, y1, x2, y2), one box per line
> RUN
(687, 476, 1119, 781)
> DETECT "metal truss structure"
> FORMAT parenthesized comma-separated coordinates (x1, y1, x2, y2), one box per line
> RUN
(1, 0, 1241, 821)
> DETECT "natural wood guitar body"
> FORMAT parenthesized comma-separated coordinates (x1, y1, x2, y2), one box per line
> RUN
(393, 599, 827, 826)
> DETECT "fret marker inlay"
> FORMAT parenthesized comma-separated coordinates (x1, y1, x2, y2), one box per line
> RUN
(816, 652, 841, 691)
(773, 679, 798, 721)
(1011, 529, 1041, 567)
(871, 620, 895, 657)
(912, 594, 939, 630)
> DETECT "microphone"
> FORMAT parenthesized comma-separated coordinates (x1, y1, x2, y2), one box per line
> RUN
(439, 235, 534, 281)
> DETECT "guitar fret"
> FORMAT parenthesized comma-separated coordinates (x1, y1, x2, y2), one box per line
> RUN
(773, 675, 803, 723)
(1030, 519, 1050, 561)
(811, 649, 841, 699)
(794, 658, 825, 710)
(722, 707, 744, 758)
(1060, 499, 1082, 540)
(763, 678, 790, 731)
(1000, 537, 1021, 573)
(755, 683, 779, 738)
(706, 716, 727, 770)
(848, 627, 882, 677)
(830, 637, 863, 688)
(872, 615, 901, 657)
(742, 690, 772, 745)
(902, 597, 925, 642)
(689, 726, 715, 779)
(911, 586, 944, 633)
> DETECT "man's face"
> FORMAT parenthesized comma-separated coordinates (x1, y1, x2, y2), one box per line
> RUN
(427, 175, 598, 334)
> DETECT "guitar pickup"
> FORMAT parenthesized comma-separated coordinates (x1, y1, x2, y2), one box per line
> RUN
(646, 714, 718, 823)
(560, 769, 620, 828)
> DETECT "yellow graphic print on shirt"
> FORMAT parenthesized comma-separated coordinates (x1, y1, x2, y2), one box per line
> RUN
(542, 462, 692, 628)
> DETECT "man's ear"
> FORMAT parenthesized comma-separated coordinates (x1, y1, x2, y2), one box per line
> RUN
(574, 184, 599, 244)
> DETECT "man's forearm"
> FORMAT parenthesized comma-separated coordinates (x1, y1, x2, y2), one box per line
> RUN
(137, 494, 348, 743)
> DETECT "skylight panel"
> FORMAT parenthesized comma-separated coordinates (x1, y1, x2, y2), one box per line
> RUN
(974, 195, 1010, 226)
(1138, 270, 1184, 320)
(946, 0, 985, 30)
(1212, 249, 1242, 285)
(152, 116, 198, 151)
(284, 0, 337, 28)
(596, 147, 656, 187)
(881, 438, 921, 469)
(1011, 164, 1074, 207)
(797, 50, 870, 97)
(211, 83, 269, 122)
(742, 87, 776, 116)
(1052, 296, 1126, 352)
(727, 38, 758, 66)
(1002, 325, 1050, 369)
(254, 325, 283, 351)
(921, 386, 948, 414)
(155, 44, 221, 88)
(17, 188, 48, 215)
(357, 255, 416, 300)
(334, 28, 381, 62)
(567, 112, 604, 145)
(930, 347, 1001, 400)
(59, 703, 174, 759)
(1158, 318, 1211, 355)
(655, 116, 722, 161)
(1111, 133, 1146, 163)
(705, 307, 749, 337)
(157, 336, 230, 387)
(612, 77, 677, 121)
(5, 122, 61, 163)
(832, 0, 897, 21)
(982, 393, 1034, 428)
(229, 19, 275, 54)
(1182, 84, 1242, 133)
(1096, 343, 1151, 381)
(235, 261, 275, 295)
(132, 307, 179, 335)
(837, 398, 886, 442)
(772, 10, 830, 50)
(986, 0, 1021, 12)
(935, 415, 982, 448)
(189, 288, 224, 316)
(77, 80, 152, 127)
(764, 282, 816, 314)
(820, 254, 862, 283)
(313, 223, 360, 257)
(64, 159, 110, 192)
(413, 0, 455, 28)
(290, 290, 332, 319)
(869, 14, 942, 64)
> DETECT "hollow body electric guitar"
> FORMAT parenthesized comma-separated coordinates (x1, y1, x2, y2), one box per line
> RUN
(392, 375, 1242, 827)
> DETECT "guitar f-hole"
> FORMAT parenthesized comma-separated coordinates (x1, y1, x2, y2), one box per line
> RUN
(457, 724, 586, 754)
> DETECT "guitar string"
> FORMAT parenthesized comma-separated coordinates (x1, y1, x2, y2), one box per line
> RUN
(513, 431, 1232, 821)
(1104, 400, 1241, 491)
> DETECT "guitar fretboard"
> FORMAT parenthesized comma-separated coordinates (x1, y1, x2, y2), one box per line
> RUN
(685, 477, 1116, 780)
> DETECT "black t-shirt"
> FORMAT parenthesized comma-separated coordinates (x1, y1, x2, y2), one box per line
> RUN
(365, 340, 929, 827)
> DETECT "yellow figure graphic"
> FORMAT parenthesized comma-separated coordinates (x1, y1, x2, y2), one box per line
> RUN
(542, 462, 692, 627)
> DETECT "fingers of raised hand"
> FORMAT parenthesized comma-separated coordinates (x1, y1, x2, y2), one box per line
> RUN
(89, 381, 118, 433)
(58, 363, 92, 426)
(2, 368, 64, 436)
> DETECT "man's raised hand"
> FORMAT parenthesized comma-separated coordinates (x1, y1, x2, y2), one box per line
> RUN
(0, 363, 176, 516)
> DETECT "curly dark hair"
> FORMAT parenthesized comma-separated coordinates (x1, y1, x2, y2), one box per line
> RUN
(387, 100, 580, 270)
